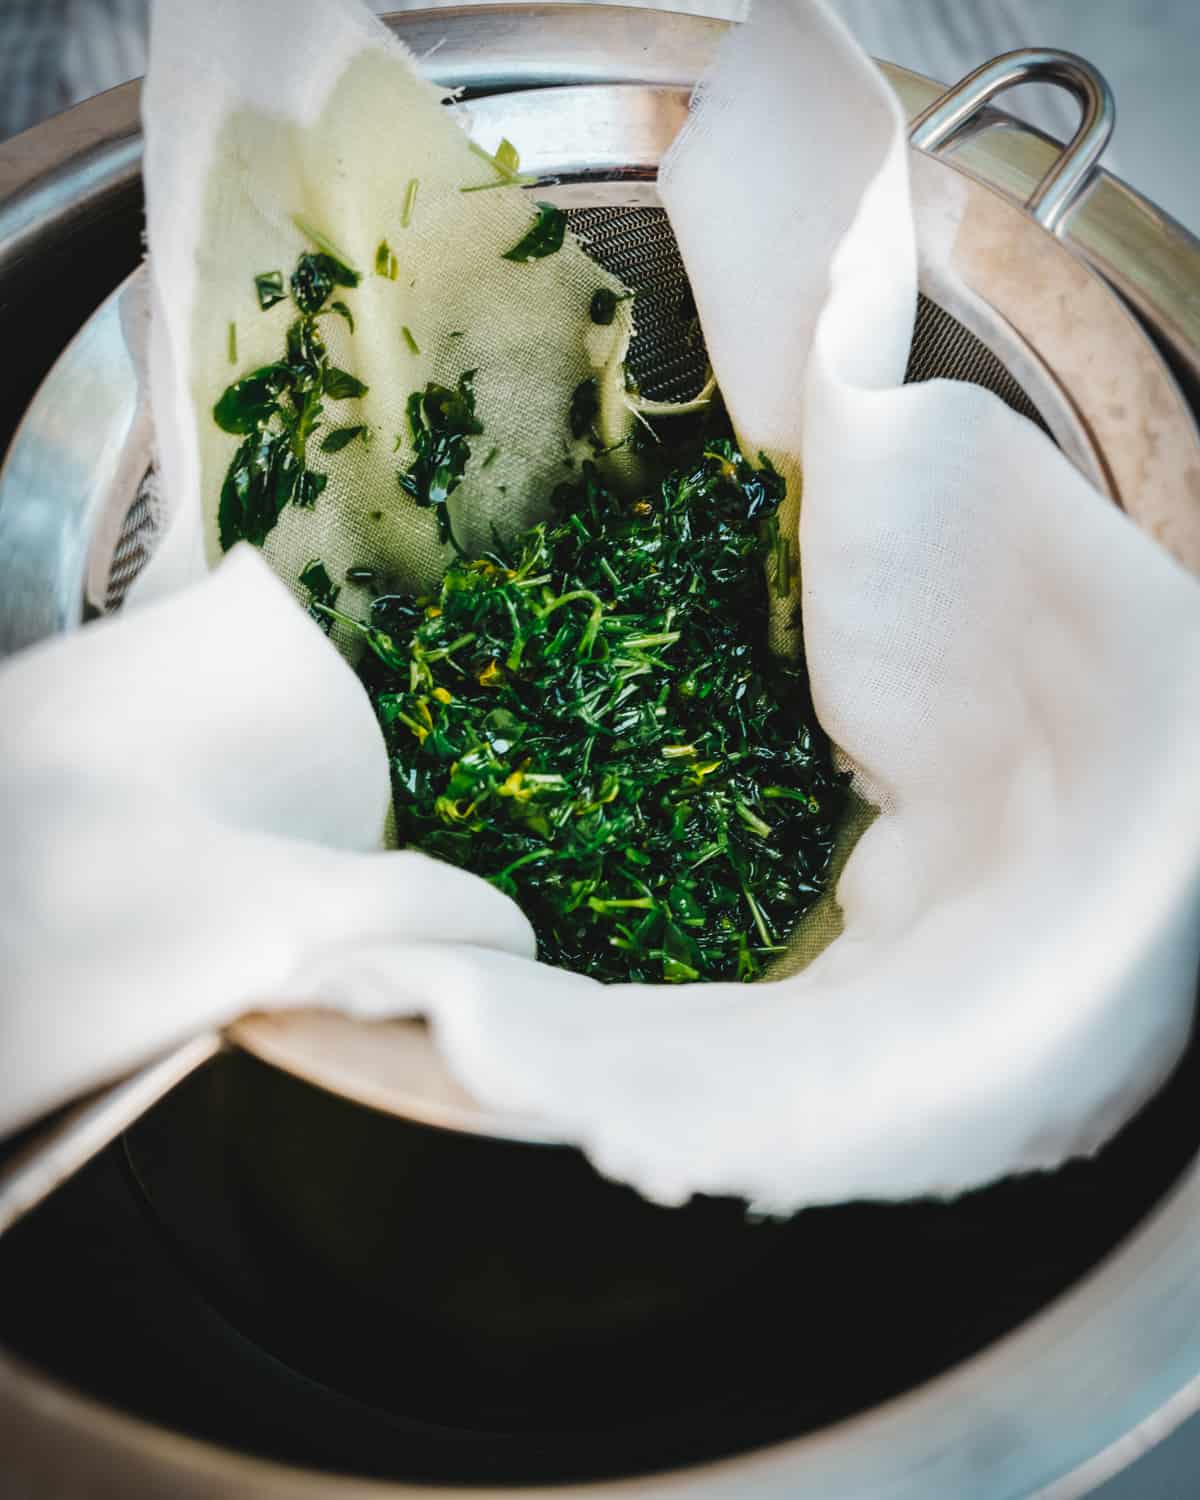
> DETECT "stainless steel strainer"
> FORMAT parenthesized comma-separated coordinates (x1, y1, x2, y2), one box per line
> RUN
(3, 11, 1200, 1500)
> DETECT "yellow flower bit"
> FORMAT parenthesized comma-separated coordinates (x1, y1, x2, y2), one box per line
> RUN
(688, 759, 722, 784)
(702, 449, 738, 481)
(661, 743, 697, 759)
(435, 795, 477, 824)
(573, 774, 620, 816)
(425, 604, 442, 618)
(478, 659, 505, 688)
(432, 686, 453, 705)
(416, 698, 434, 729)
(499, 770, 533, 802)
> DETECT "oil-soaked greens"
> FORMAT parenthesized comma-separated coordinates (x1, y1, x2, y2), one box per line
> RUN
(329, 443, 846, 984)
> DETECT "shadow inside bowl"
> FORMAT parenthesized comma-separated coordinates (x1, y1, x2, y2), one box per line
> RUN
(72, 1016, 1200, 1487)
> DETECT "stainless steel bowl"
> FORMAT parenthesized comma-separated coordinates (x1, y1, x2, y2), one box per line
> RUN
(2, 8, 1200, 1498)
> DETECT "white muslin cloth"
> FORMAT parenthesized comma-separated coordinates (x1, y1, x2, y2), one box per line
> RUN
(0, 549, 533, 1134)
(129, 0, 629, 613)
(2, 0, 1198, 1212)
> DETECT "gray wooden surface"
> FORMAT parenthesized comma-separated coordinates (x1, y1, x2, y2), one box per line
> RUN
(3, 0, 1199, 231)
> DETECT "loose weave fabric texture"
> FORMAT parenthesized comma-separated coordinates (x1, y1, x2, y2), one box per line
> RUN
(133, 0, 628, 616)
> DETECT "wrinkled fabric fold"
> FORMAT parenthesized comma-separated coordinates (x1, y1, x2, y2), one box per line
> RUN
(0, 549, 533, 1137)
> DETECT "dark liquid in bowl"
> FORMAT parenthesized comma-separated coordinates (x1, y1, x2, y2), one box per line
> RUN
(1, 1020, 1197, 1486)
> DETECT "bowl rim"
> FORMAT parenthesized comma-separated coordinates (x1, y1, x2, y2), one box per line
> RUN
(3, 7, 1200, 1498)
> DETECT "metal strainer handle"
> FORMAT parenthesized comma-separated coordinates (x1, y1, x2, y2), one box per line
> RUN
(908, 48, 1116, 236)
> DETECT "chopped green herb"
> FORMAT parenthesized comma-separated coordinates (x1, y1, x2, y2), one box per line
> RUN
(482, 446, 500, 469)
(502, 201, 567, 262)
(214, 249, 369, 549)
(320, 425, 368, 453)
(351, 441, 844, 984)
(313, 603, 408, 670)
(375, 239, 399, 280)
(213, 364, 291, 435)
(218, 430, 302, 550)
(448, 330, 465, 338)
(300, 557, 337, 594)
(569, 377, 599, 439)
(401, 178, 419, 228)
(322, 367, 369, 400)
(401, 326, 421, 356)
(589, 287, 633, 325)
(227, 321, 238, 364)
(298, 559, 340, 634)
(291, 216, 359, 278)
(329, 300, 355, 332)
(461, 137, 538, 193)
(397, 370, 484, 550)
(254, 271, 286, 310)
(295, 469, 328, 509)
(286, 314, 326, 373)
(291, 251, 360, 316)
(346, 565, 379, 587)
(767, 513, 793, 598)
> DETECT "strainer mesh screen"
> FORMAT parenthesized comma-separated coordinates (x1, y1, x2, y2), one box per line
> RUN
(104, 473, 159, 613)
(571, 206, 711, 405)
(104, 206, 1050, 608)
(904, 293, 1049, 432)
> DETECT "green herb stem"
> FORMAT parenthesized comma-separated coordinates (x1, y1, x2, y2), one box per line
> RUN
(291, 216, 359, 278)
(502, 202, 567, 262)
